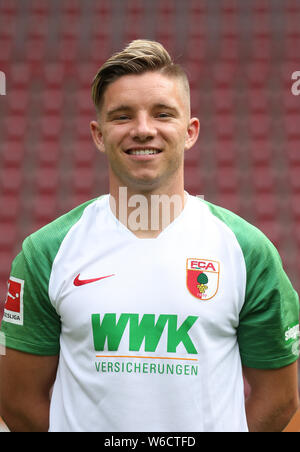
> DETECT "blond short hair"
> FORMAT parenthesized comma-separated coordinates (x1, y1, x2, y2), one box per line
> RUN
(91, 39, 190, 113)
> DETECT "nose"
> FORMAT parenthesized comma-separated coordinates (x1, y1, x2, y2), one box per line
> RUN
(130, 112, 157, 142)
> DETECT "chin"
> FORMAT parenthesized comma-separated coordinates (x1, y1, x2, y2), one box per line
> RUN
(126, 172, 162, 189)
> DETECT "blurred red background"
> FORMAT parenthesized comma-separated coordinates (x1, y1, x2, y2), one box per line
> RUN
(0, 0, 299, 378)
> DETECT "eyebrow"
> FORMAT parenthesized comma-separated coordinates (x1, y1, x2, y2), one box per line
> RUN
(106, 105, 132, 118)
(106, 102, 180, 119)
(153, 103, 179, 113)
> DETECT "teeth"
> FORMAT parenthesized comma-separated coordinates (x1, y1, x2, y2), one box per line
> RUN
(128, 149, 160, 155)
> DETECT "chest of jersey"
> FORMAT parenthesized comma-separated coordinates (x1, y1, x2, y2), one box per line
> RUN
(47, 196, 249, 431)
(49, 202, 246, 362)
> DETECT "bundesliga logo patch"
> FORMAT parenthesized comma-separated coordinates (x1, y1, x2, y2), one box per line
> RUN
(186, 258, 220, 301)
(3, 277, 24, 325)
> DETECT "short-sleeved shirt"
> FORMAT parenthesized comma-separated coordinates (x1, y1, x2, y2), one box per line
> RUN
(1, 194, 299, 432)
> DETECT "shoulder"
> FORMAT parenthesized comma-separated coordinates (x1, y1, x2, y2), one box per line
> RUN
(196, 202, 299, 369)
(199, 198, 279, 263)
(196, 197, 291, 298)
(22, 197, 101, 260)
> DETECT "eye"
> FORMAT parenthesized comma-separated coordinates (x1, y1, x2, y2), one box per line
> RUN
(157, 112, 171, 118)
(116, 115, 130, 120)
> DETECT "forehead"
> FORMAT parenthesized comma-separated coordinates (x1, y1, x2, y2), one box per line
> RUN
(101, 71, 188, 113)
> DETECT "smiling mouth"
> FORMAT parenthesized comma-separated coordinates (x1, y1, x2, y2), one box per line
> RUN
(125, 149, 162, 155)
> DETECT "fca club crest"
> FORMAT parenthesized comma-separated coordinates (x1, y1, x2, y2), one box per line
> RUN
(186, 258, 220, 301)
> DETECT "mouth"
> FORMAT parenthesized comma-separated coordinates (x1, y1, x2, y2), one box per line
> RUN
(125, 148, 162, 156)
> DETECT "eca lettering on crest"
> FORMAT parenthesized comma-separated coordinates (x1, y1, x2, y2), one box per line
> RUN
(190, 260, 217, 271)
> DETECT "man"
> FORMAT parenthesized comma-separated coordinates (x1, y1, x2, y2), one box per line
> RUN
(0, 40, 299, 432)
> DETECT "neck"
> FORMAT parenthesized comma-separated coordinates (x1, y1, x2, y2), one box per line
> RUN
(109, 184, 186, 238)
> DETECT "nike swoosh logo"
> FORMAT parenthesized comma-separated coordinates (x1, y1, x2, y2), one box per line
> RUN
(73, 273, 115, 287)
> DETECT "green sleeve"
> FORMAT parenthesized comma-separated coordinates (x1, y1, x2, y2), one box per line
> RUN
(205, 201, 300, 369)
(0, 198, 99, 356)
(0, 236, 61, 355)
(237, 230, 299, 369)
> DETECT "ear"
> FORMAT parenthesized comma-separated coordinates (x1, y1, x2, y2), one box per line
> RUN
(184, 117, 200, 151)
(90, 120, 105, 154)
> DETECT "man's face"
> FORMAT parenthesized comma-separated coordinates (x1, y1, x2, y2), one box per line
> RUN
(90, 71, 199, 194)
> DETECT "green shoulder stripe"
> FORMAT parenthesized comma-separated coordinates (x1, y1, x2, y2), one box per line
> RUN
(203, 200, 299, 369)
(1, 198, 99, 355)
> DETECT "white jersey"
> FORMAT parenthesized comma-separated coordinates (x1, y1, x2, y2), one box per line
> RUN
(1, 194, 299, 432)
